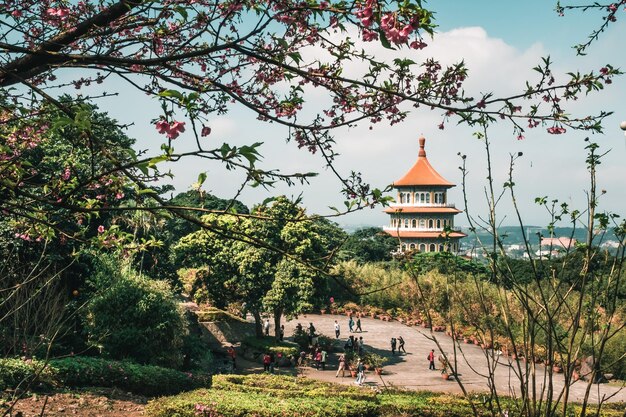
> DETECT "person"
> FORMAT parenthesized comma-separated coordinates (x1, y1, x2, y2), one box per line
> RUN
(398, 336, 406, 353)
(296, 322, 303, 333)
(279, 324, 285, 341)
(314, 348, 322, 369)
(348, 317, 354, 333)
(345, 336, 354, 351)
(336, 353, 346, 378)
(263, 352, 271, 372)
(308, 322, 316, 344)
(355, 359, 365, 385)
(428, 349, 436, 370)
(334, 320, 340, 338)
(227, 345, 237, 370)
(358, 336, 364, 356)
(353, 337, 359, 354)
(298, 350, 307, 367)
(390, 337, 397, 356)
(269, 351, 276, 373)
(356, 317, 362, 332)
(264, 319, 270, 337)
(321, 349, 327, 371)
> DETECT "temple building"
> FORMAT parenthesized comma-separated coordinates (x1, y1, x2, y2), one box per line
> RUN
(382, 135, 466, 253)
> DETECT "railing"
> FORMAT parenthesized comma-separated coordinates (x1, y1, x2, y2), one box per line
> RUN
(382, 226, 447, 232)
(389, 203, 456, 208)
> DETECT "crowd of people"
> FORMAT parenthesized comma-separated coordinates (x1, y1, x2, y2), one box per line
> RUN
(227, 314, 443, 387)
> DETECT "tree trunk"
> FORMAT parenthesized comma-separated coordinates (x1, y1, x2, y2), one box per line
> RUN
(274, 308, 283, 341)
(252, 309, 263, 338)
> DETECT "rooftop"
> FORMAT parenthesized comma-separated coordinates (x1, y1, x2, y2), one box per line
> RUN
(393, 136, 455, 187)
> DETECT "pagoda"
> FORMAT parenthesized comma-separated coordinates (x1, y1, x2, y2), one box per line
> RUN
(382, 135, 466, 253)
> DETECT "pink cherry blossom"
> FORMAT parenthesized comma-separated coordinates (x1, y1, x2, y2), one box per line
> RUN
(155, 120, 169, 134)
(97, 225, 105, 233)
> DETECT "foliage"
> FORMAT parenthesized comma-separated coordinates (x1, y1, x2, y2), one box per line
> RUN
(0, 358, 56, 391)
(409, 252, 489, 277)
(145, 374, 625, 417)
(83, 256, 186, 368)
(50, 356, 210, 396)
(339, 227, 397, 264)
(363, 352, 388, 369)
(241, 336, 299, 359)
(194, 307, 247, 323)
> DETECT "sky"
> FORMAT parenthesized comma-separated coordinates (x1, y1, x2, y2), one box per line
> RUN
(91, 1, 626, 230)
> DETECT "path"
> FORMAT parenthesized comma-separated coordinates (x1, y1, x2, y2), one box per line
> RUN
(277, 314, 625, 403)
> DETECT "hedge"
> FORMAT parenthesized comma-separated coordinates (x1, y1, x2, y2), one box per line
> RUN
(146, 374, 625, 417)
(241, 336, 299, 358)
(195, 307, 247, 323)
(0, 358, 56, 391)
(0, 357, 211, 396)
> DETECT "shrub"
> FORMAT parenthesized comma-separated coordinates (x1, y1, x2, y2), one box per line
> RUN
(84, 259, 186, 368)
(146, 375, 378, 417)
(50, 356, 211, 396)
(195, 307, 246, 323)
(145, 374, 623, 417)
(0, 358, 55, 390)
(241, 336, 299, 358)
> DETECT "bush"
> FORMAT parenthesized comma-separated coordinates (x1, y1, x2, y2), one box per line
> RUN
(0, 358, 55, 390)
(146, 374, 378, 417)
(241, 336, 299, 358)
(84, 259, 186, 368)
(145, 374, 623, 417)
(50, 356, 211, 396)
(195, 307, 246, 323)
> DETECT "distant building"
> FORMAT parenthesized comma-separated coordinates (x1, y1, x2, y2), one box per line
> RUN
(540, 237, 577, 249)
(382, 135, 466, 253)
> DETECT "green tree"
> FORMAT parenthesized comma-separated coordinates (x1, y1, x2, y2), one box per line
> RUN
(340, 227, 398, 263)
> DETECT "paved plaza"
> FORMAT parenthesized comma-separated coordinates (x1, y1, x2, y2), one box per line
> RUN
(279, 314, 625, 404)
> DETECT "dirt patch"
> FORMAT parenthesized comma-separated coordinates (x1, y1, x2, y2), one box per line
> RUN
(1, 388, 146, 417)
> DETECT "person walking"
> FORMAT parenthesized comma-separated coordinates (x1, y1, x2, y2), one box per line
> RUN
(355, 359, 365, 386)
(264, 319, 270, 337)
(348, 316, 354, 333)
(356, 317, 362, 332)
(428, 349, 436, 370)
(334, 320, 341, 338)
(390, 337, 397, 356)
(358, 336, 364, 356)
(398, 336, 406, 354)
(321, 349, 327, 370)
(336, 353, 346, 378)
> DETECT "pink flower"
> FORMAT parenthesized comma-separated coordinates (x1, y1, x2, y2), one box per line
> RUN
(62, 167, 71, 180)
(201, 126, 212, 137)
(170, 121, 185, 133)
(11, 10, 22, 17)
(98, 225, 105, 234)
(155, 120, 169, 134)
(362, 29, 378, 42)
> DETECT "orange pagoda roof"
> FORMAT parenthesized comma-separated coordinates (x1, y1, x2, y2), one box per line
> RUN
(383, 207, 462, 214)
(384, 230, 467, 239)
(393, 136, 454, 187)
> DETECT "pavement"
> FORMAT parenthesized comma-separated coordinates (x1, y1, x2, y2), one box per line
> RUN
(267, 313, 626, 404)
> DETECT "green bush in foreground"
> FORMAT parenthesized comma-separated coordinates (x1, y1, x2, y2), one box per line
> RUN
(0, 356, 210, 396)
(145, 374, 625, 417)
(51, 357, 211, 396)
(0, 358, 56, 391)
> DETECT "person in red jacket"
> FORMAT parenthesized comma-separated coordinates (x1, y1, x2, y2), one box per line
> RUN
(428, 349, 436, 370)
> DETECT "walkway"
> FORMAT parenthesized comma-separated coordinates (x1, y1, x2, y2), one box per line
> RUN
(277, 314, 625, 403)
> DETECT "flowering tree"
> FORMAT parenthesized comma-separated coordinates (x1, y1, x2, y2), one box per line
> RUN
(1, 0, 621, 246)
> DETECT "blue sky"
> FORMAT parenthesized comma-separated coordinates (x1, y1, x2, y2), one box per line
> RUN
(87, 1, 625, 231)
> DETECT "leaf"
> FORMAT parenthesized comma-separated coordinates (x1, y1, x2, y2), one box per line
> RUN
(197, 172, 207, 186)
(378, 30, 394, 50)
(158, 89, 184, 101)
